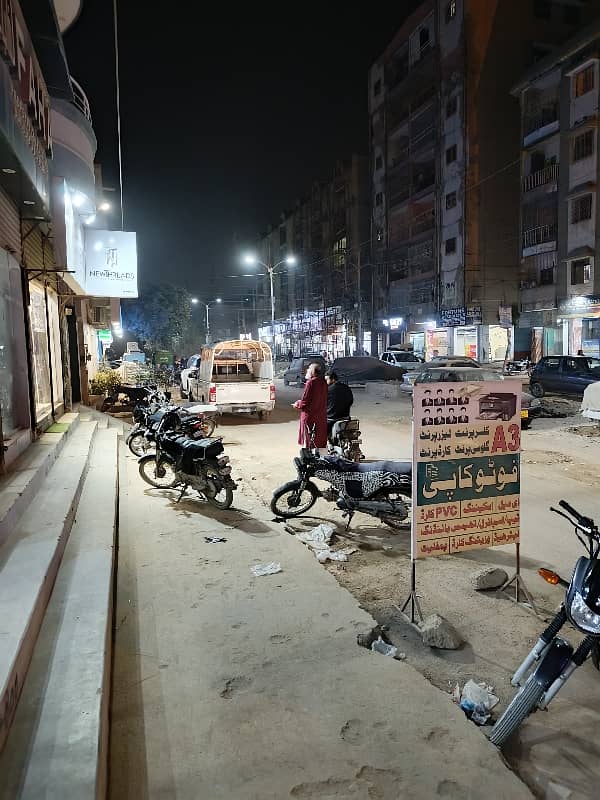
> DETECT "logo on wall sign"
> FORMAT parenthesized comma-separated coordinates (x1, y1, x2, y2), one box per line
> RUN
(84, 230, 138, 298)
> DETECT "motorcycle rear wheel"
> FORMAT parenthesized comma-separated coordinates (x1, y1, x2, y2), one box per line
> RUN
(372, 488, 411, 530)
(271, 480, 319, 518)
(138, 455, 179, 488)
(204, 477, 233, 509)
(201, 418, 217, 437)
(128, 432, 153, 457)
(489, 676, 545, 747)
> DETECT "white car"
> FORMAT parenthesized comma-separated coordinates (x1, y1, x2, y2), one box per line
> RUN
(380, 350, 424, 369)
(180, 354, 201, 399)
(399, 357, 482, 395)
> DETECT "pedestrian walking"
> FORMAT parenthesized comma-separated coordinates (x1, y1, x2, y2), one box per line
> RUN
(293, 362, 328, 447)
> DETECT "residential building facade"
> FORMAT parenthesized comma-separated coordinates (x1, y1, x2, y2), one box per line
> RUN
(254, 155, 369, 358)
(513, 17, 600, 359)
(369, 0, 597, 361)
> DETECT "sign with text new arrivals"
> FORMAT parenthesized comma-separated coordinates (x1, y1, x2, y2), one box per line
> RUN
(84, 230, 138, 298)
(412, 380, 522, 558)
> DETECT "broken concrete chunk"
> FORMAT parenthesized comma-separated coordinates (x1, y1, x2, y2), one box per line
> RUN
(420, 614, 463, 650)
(471, 567, 508, 591)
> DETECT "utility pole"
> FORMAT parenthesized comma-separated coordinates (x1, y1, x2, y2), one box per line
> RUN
(356, 248, 363, 355)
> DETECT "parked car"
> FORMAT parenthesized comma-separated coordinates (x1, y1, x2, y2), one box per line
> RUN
(529, 356, 600, 398)
(412, 366, 541, 428)
(283, 355, 327, 386)
(400, 357, 483, 395)
(380, 350, 424, 368)
(330, 356, 405, 383)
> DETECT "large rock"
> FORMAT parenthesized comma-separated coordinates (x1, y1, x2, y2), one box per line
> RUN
(420, 614, 463, 650)
(471, 567, 508, 591)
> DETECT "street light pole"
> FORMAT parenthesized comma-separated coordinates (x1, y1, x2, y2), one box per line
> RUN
(205, 303, 210, 344)
(242, 254, 296, 356)
(191, 297, 221, 345)
(269, 266, 275, 349)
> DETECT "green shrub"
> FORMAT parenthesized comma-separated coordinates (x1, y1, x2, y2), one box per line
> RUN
(89, 369, 121, 396)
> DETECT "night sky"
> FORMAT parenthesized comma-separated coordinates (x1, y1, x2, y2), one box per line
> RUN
(64, 4, 418, 301)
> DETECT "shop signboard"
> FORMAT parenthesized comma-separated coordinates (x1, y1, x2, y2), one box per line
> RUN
(558, 295, 600, 317)
(499, 306, 513, 328)
(98, 329, 112, 344)
(440, 307, 466, 327)
(0, 0, 51, 203)
(412, 380, 521, 559)
(155, 350, 172, 365)
(84, 230, 138, 298)
(466, 306, 482, 325)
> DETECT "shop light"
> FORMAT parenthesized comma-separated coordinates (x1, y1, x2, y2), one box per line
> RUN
(93, 241, 103, 252)
(2, 168, 16, 174)
(23, 200, 35, 205)
(72, 192, 85, 208)
(99, 201, 111, 211)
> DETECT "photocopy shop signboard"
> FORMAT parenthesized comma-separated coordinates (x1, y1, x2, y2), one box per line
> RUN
(412, 380, 521, 558)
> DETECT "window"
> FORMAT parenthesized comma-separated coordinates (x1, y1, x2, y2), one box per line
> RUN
(574, 65, 594, 98)
(419, 27, 430, 49)
(542, 357, 560, 371)
(571, 258, 591, 284)
(573, 130, 594, 162)
(446, 96, 457, 117)
(571, 194, 593, 224)
(445, 1, 457, 22)
(375, 154, 383, 170)
(534, 0, 551, 20)
(445, 237, 457, 254)
(374, 79, 382, 97)
(375, 192, 383, 206)
(446, 144, 457, 164)
(279, 227, 287, 246)
(539, 265, 554, 285)
(446, 191, 457, 210)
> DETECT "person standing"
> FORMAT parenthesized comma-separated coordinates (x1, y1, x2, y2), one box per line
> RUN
(287, 348, 293, 363)
(294, 362, 328, 447)
(325, 370, 354, 438)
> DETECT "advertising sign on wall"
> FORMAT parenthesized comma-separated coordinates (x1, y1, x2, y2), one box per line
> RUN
(412, 380, 521, 558)
(84, 230, 138, 298)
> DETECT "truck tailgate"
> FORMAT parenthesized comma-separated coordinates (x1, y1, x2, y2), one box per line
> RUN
(215, 381, 272, 405)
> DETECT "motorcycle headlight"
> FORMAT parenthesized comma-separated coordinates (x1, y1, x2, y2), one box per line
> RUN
(530, 398, 541, 409)
(569, 591, 600, 633)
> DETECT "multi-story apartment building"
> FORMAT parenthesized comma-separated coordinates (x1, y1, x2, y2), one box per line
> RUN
(513, 16, 600, 359)
(253, 155, 369, 357)
(369, 0, 596, 361)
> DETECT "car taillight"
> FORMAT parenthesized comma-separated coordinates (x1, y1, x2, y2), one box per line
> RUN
(209, 384, 216, 403)
(270, 384, 276, 401)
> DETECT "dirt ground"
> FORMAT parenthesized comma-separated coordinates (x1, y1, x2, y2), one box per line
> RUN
(126, 381, 600, 798)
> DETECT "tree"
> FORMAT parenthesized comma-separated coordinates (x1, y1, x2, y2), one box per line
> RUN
(121, 283, 192, 354)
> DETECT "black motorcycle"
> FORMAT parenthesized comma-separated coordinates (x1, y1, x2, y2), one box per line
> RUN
(138, 410, 236, 509)
(490, 500, 600, 747)
(328, 417, 364, 462)
(127, 401, 217, 456)
(271, 428, 411, 529)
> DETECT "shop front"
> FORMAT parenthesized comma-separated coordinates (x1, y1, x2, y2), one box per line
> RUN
(439, 306, 483, 360)
(558, 295, 600, 357)
(29, 282, 64, 425)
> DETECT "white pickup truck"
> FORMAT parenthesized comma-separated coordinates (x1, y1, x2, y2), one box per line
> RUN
(188, 340, 275, 419)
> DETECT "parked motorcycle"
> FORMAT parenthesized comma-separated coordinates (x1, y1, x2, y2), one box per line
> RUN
(490, 500, 600, 747)
(328, 417, 364, 462)
(271, 427, 411, 529)
(137, 410, 236, 509)
(127, 401, 218, 456)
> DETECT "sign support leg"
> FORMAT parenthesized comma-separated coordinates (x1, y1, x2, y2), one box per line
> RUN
(500, 542, 540, 615)
(399, 560, 424, 624)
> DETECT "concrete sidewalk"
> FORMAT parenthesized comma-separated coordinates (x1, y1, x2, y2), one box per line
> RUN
(110, 442, 530, 800)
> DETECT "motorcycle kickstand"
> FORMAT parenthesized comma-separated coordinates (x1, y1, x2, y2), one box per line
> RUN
(343, 511, 354, 531)
(176, 484, 189, 503)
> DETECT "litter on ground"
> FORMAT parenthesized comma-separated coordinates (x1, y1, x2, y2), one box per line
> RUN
(251, 562, 282, 577)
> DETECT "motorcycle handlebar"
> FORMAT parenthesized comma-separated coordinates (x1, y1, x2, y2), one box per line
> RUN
(558, 499, 595, 531)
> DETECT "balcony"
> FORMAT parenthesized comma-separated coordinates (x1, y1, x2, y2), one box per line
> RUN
(49, 74, 96, 199)
(522, 163, 559, 192)
(523, 104, 559, 147)
(522, 222, 557, 256)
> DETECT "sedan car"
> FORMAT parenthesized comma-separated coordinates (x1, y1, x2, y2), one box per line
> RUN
(529, 356, 600, 398)
(399, 357, 483, 395)
(413, 366, 541, 428)
(380, 350, 424, 369)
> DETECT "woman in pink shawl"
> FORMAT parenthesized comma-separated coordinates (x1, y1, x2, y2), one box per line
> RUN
(293, 362, 328, 448)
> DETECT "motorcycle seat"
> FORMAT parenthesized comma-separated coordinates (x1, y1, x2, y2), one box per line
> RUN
(324, 455, 411, 475)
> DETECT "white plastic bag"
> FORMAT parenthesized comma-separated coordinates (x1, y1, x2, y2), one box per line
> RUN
(251, 562, 282, 577)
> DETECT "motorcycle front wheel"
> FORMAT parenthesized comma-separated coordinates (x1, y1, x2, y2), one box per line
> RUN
(373, 488, 412, 530)
(200, 418, 216, 437)
(489, 676, 545, 747)
(204, 478, 233, 509)
(271, 480, 319, 518)
(138, 455, 179, 488)
(128, 432, 153, 457)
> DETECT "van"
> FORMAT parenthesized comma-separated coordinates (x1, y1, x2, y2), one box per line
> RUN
(189, 340, 275, 419)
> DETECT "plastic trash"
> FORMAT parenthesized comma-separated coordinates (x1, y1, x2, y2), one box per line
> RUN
(371, 636, 399, 658)
(461, 679, 499, 711)
(205, 537, 227, 543)
(315, 546, 358, 563)
(459, 698, 490, 726)
(296, 524, 334, 545)
(251, 562, 282, 577)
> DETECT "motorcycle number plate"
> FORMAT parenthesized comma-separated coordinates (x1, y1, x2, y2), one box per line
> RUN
(521, 410, 528, 419)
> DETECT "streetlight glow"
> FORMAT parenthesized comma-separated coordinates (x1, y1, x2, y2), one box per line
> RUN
(99, 201, 111, 211)
(285, 255, 296, 265)
(216, 297, 222, 303)
(243, 254, 257, 266)
(191, 297, 199, 304)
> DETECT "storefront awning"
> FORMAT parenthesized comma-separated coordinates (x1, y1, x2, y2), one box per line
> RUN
(565, 245, 595, 260)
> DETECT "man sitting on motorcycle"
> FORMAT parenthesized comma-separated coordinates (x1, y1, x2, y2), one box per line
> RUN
(325, 370, 354, 440)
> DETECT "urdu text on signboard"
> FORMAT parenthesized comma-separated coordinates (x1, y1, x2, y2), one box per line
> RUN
(412, 379, 522, 558)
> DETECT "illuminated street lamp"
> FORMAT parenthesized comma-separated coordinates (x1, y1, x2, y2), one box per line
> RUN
(242, 254, 296, 347)
(192, 297, 222, 343)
